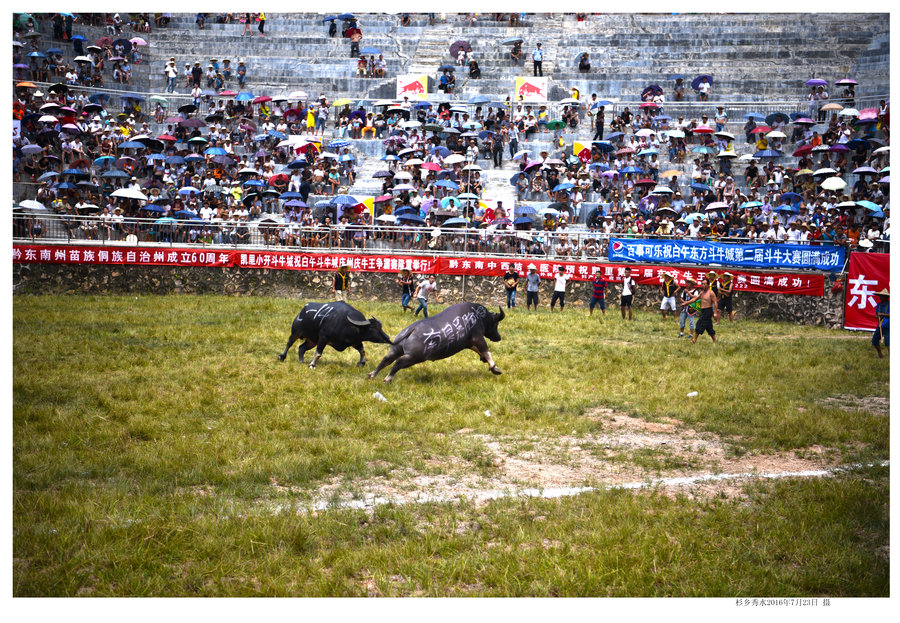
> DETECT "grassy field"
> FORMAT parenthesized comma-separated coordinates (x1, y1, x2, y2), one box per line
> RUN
(12, 294, 890, 597)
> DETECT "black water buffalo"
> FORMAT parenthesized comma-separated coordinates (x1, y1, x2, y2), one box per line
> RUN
(368, 302, 505, 382)
(278, 301, 391, 368)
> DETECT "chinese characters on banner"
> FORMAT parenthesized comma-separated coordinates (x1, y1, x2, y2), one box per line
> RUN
(844, 252, 890, 331)
(12, 245, 825, 297)
(607, 238, 845, 272)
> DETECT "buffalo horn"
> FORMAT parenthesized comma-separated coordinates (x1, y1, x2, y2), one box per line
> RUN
(347, 316, 371, 327)
(495, 306, 505, 322)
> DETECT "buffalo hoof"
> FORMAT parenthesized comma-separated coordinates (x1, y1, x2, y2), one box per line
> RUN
(278, 353, 286, 362)
(367, 371, 376, 380)
(490, 366, 502, 375)
(309, 363, 316, 369)
(357, 360, 366, 367)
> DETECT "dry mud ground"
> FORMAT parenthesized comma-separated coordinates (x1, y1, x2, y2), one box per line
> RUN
(269, 396, 888, 513)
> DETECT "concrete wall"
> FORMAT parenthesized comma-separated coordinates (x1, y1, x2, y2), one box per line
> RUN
(13, 263, 845, 328)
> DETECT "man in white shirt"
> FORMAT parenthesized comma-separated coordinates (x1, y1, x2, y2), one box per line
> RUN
(551, 266, 570, 311)
(620, 267, 636, 320)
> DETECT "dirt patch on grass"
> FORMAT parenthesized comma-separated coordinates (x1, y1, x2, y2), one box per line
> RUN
(286, 408, 850, 510)
(817, 394, 890, 416)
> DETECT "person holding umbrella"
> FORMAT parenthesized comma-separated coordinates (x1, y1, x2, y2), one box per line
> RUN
(873, 289, 890, 358)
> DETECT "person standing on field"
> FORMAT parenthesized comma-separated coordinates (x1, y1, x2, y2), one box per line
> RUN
(502, 267, 520, 309)
(660, 271, 678, 320)
(620, 267, 636, 320)
(397, 268, 414, 312)
(686, 277, 718, 343)
(413, 274, 440, 318)
(332, 264, 350, 301)
(525, 263, 541, 311)
(718, 272, 735, 322)
(551, 266, 570, 311)
(872, 289, 890, 358)
(589, 269, 607, 317)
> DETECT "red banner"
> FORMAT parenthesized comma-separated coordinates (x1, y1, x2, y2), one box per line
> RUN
(438, 257, 825, 296)
(13, 245, 824, 296)
(844, 252, 890, 331)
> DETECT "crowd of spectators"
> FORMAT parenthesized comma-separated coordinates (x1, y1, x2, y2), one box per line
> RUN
(12, 12, 891, 260)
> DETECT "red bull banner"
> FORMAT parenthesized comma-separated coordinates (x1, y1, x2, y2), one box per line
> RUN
(13, 245, 823, 296)
(844, 251, 890, 331)
(396, 75, 429, 100)
(515, 77, 548, 101)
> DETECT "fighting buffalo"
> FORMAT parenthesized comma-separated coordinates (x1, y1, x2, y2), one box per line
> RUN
(368, 303, 505, 382)
(278, 301, 391, 368)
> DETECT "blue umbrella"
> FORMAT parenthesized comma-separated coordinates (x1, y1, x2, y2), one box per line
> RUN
(765, 112, 790, 126)
(691, 75, 713, 91)
(434, 180, 460, 190)
(145, 153, 167, 161)
(55, 182, 77, 190)
(235, 92, 254, 101)
(340, 154, 356, 162)
(122, 93, 145, 101)
(155, 217, 176, 224)
(287, 160, 309, 169)
(754, 150, 783, 158)
(329, 139, 350, 149)
(284, 200, 307, 209)
(178, 187, 201, 195)
(315, 200, 336, 208)
(620, 166, 643, 174)
(118, 141, 146, 149)
(589, 163, 610, 171)
(359, 46, 380, 55)
(438, 64, 456, 72)
(393, 206, 415, 216)
(553, 183, 575, 192)
(744, 112, 767, 121)
(204, 147, 227, 155)
(515, 205, 538, 215)
(442, 217, 470, 226)
(88, 93, 108, 104)
(740, 201, 763, 209)
(788, 111, 808, 121)
(175, 210, 198, 219)
(846, 138, 871, 150)
(62, 168, 88, 176)
(70, 35, 87, 42)
(605, 132, 624, 141)
(779, 192, 803, 204)
(101, 170, 130, 178)
(338, 13, 355, 20)
(592, 141, 615, 153)
(37, 171, 59, 182)
(322, 16, 337, 22)
(775, 204, 798, 214)
(280, 191, 303, 199)
(165, 156, 185, 165)
(477, 130, 495, 140)
(431, 146, 451, 158)
(243, 180, 265, 187)
(184, 154, 205, 162)
(468, 95, 491, 104)
(267, 130, 287, 140)
(683, 212, 706, 224)
(396, 214, 425, 223)
(857, 200, 881, 212)
(141, 205, 166, 213)
(27, 51, 46, 58)
(513, 217, 535, 225)
(332, 195, 359, 205)
(691, 182, 713, 193)
(509, 173, 525, 186)
(593, 100, 613, 107)
(45, 48, 63, 55)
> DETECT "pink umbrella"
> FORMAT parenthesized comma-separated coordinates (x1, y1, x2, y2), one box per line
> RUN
(523, 160, 542, 171)
(858, 108, 879, 120)
(129, 37, 147, 46)
(218, 90, 237, 97)
(693, 125, 715, 134)
(421, 162, 442, 171)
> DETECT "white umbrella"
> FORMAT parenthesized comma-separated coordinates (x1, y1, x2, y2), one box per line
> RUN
(820, 176, 847, 191)
(665, 130, 685, 138)
(766, 131, 786, 139)
(813, 167, 837, 176)
(714, 131, 735, 140)
(38, 115, 58, 123)
(838, 108, 859, 117)
(443, 154, 465, 164)
(874, 146, 890, 155)
(111, 188, 148, 200)
(463, 164, 482, 171)
(393, 171, 413, 180)
(635, 128, 656, 137)
(288, 90, 308, 100)
(651, 185, 674, 194)
(512, 150, 530, 161)
(18, 200, 46, 211)
(559, 97, 579, 105)
(376, 214, 396, 222)
(400, 120, 421, 128)
(404, 158, 424, 166)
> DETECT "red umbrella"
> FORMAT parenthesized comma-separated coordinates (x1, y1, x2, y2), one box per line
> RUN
(252, 95, 272, 104)
(750, 126, 772, 134)
(421, 162, 442, 171)
(693, 125, 715, 134)
(268, 173, 289, 186)
(639, 102, 658, 108)
(157, 134, 177, 142)
(218, 90, 237, 97)
(283, 108, 303, 119)
(635, 178, 657, 186)
(96, 36, 112, 47)
(792, 145, 813, 157)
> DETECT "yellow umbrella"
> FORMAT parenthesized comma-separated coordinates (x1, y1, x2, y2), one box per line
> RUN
(820, 102, 843, 111)
(660, 170, 682, 178)
(795, 169, 815, 176)
(332, 98, 353, 107)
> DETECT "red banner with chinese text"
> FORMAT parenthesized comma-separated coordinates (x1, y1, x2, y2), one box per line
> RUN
(844, 252, 890, 331)
(13, 245, 824, 297)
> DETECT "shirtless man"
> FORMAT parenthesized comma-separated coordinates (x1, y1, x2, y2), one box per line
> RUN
(686, 277, 718, 343)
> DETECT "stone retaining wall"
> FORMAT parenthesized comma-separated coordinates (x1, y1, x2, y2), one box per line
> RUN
(13, 263, 846, 327)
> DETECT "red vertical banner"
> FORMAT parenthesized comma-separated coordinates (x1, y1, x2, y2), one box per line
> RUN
(844, 252, 890, 331)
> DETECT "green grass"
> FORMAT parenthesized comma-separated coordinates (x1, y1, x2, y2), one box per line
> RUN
(13, 294, 890, 596)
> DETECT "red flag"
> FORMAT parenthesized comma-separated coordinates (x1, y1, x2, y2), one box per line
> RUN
(844, 252, 890, 330)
